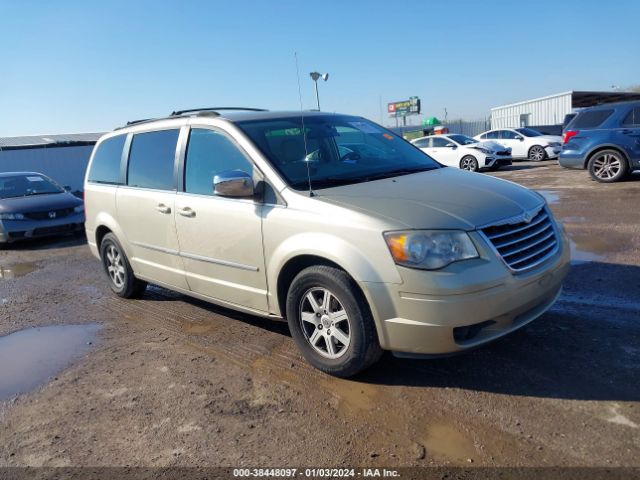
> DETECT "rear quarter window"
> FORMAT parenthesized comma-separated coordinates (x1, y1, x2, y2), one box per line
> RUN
(622, 107, 640, 126)
(571, 109, 614, 129)
(88, 135, 126, 184)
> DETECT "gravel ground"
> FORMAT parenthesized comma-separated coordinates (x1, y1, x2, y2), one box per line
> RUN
(0, 160, 638, 469)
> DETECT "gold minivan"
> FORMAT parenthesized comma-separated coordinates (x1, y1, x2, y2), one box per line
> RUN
(84, 108, 570, 377)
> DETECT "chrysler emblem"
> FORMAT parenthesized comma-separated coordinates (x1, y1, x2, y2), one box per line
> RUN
(522, 211, 533, 223)
(48, 211, 56, 219)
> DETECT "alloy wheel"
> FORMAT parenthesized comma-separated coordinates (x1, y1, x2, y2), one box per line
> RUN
(530, 146, 545, 161)
(592, 153, 622, 180)
(299, 287, 351, 359)
(461, 157, 476, 171)
(105, 244, 125, 288)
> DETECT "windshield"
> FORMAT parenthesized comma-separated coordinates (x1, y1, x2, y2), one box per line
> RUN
(236, 115, 441, 190)
(0, 174, 64, 199)
(448, 134, 478, 145)
(515, 128, 543, 137)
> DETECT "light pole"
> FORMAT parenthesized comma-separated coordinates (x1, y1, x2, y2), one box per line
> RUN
(309, 71, 329, 110)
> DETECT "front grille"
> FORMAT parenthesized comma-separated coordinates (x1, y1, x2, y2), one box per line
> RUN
(32, 224, 78, 236)
(24, 208, 73, 220)
(496, 150, 511, 156)
(481, 207, 558, 272)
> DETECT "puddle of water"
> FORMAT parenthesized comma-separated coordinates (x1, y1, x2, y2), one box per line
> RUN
(536, 189, 560, 204)
(569, 239, 604, 265)
(0, 324, 101, 400)
(422, 423, 478, 464)
(0, 262, 38, 279)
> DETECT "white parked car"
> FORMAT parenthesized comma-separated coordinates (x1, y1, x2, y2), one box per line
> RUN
(411, 134, 513, 172)
(474, 128, 563, 161)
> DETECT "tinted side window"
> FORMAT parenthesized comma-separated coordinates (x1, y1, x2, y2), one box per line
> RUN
(88, 135, 126, 184)
(572, 109, 614, 129)
(622, 107, 640, 126)
(486, 131, 499, 139)
(431, 137, 450, 147)
(502, 130, 518, 139)
(184, 128, 254, 196)
(127, 129, 179, 190)
(413, 138, 429, 148)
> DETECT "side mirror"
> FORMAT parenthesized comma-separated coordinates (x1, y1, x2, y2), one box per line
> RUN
(445, 143, 457, 149)
(213, 170, 254, 198)
(515, 136, 524, 141)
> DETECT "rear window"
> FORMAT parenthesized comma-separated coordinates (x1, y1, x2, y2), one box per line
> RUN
(571, 109, 614, 129)
(127, 129, 180, 190)
(88, 135, 126, 184)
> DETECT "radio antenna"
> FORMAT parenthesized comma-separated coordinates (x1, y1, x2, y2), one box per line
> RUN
(295, 51, 314, 197)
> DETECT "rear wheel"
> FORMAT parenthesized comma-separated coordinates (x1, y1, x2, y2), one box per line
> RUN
(100, 233, 147, 298)
(587, 149, 628, 183)
(286, 265, 382, 377)
(528, 145, 547, 162)
(459, 155, 479, 172)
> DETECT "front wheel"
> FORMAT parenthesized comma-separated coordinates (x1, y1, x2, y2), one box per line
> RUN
(100, 233, 147, 298)
(286, 265, 382, 377)
(587, 149, 628, 183)
(528, 145, 547, 162)
(459, 155, 479, 172)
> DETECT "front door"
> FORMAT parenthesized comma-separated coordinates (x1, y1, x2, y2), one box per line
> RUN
(116, 128, 188, 290)
(500, 130, 527, 157)
(174, 127, 269, 312)
(429, 136, 459, 166)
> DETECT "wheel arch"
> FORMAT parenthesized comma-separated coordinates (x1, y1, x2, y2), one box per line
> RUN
(584, 144, 631, 169)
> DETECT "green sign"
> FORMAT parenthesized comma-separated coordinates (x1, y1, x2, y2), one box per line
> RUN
(388, 96, 421, 117)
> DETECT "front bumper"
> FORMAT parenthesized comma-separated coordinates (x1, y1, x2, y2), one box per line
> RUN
(484, 156, 512, 167)
(0, 213, 85, 243)
(545, 146, 562, 159)
(360, 230, 570, 355)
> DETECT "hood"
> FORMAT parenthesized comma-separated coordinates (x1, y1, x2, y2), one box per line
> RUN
(315, 168, 544, 230)
(537, 135, 563, 144)
(0, 191, 82, 214)
(474, 140, 507, 152)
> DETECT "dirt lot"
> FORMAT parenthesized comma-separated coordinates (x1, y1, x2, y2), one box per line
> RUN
(0, 161, 639, 469)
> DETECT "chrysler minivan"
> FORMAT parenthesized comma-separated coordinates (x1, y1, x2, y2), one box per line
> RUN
(84, 108, 570, 377)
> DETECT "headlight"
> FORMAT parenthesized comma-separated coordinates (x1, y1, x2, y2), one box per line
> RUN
(547, 142, 561, 147)
(475, 147, 492, 154)
(0, 213, 25, 220)
(74, 205, 84, 213)
(384, 230, 479, 270)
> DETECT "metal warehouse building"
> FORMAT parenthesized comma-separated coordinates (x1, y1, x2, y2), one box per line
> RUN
(490, 91, 640, 132)
(0, 133, 103, 193)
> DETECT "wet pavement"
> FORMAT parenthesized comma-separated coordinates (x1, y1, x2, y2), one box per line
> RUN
(0, 161, 638, 468)
(0, 324, 100, 400)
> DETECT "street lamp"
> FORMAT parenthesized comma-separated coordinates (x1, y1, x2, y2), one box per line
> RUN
(309, 71, 329, 110)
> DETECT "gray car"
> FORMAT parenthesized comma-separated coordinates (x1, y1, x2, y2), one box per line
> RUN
(0, 172, 85, 244)
(84, 109, 570, 377)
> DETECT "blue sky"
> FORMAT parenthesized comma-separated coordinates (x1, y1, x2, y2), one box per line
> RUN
(1, 0, 638, 136)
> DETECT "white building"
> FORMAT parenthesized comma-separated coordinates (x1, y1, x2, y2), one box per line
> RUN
(490, 91, 640, 131)
(0, 133, 103, 192)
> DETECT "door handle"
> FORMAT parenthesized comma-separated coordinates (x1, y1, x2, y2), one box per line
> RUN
(155, 204, 171, 214)
(177, 207, 195, 218)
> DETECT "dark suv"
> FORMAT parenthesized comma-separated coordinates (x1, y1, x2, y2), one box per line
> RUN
(559, 101, 640, 183)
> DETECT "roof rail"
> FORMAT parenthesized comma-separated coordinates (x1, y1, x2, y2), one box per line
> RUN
(169, 107, 268, 116)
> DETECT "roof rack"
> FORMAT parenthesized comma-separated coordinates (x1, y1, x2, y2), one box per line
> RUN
(125, 118, 153, 126)
(169, 107, 268, 116)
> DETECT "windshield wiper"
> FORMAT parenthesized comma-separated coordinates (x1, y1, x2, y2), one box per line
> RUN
(363, 166, 438, 182)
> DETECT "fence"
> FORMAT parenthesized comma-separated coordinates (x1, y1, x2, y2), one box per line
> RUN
(391, 118, 491, 139)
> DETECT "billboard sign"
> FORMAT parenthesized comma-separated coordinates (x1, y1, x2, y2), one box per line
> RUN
(388, 96, 421, 117)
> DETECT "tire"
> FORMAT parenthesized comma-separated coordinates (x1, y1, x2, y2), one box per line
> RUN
(459, 155, 479, 172)
(286, 265, 382, 377)
(587, 149, 628, 183)
(528, 145, 547, 162)
(99, 233, 147, 298)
